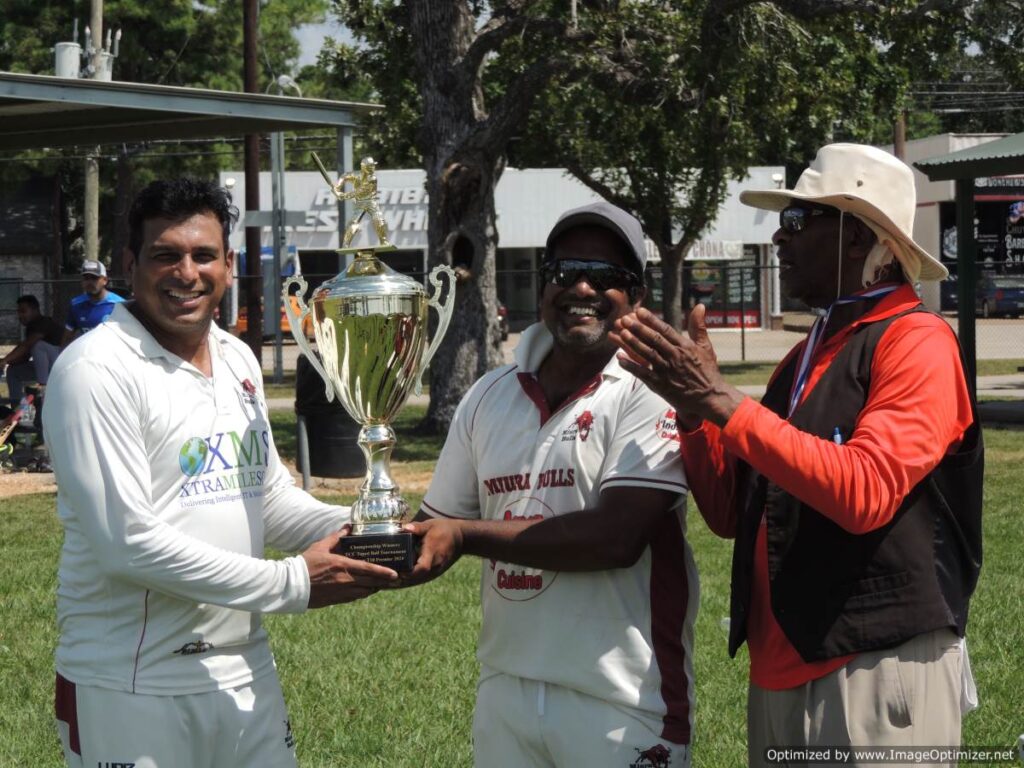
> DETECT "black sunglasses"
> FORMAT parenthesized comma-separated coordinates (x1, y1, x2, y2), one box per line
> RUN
(779, 205, 840, 234)
(539, 259, 641, 292)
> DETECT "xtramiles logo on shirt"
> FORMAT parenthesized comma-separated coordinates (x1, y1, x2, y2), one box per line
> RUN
(178, 430, 270, 500)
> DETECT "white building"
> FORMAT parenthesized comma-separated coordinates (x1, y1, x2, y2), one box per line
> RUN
(221, 166, 785, 330)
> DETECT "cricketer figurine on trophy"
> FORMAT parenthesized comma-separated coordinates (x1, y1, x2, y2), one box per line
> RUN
(283, 152, 456, 571)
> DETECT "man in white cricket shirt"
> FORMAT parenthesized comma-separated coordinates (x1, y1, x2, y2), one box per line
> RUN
(406, 202, 697, 768)
(42, 178, 398, 768)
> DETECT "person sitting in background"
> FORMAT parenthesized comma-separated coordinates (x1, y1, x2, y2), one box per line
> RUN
(62, 259, 125, 345)
(2, 294, 63, 406)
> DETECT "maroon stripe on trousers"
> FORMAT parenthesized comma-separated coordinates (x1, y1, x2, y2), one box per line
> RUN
(131, 590, 151, 693)
(55, 673, 81, 755)
(649, 512, 692, 744)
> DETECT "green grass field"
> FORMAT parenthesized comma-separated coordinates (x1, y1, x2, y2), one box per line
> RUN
(1, 425, 1021, 766)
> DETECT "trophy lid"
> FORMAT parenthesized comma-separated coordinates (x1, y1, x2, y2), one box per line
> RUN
(313, 251, 427, 301)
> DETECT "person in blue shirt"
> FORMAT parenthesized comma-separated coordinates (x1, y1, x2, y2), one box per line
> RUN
(62, 260, 126, 345)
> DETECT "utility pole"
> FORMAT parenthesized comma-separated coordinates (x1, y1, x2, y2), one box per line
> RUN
(83, 0, 103, 263)
(243, 0, 264, 362)
(893, 110, 907, 161)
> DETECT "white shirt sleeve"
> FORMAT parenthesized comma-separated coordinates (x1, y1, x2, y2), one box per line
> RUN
(43, 357, 311, 614)
(420, 383, 481, 520)
(600, 380, 688, 496)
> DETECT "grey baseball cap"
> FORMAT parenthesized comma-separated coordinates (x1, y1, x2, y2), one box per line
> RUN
(545, 201, 648, 276)
(81, 259, 107, 277)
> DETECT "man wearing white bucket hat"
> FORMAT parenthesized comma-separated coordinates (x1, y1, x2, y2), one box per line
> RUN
(612, 144, 983, 763)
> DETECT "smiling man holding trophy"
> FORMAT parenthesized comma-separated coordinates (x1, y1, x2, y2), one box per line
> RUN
(284, 153, 455, 572)
(402, 202, 696, 767)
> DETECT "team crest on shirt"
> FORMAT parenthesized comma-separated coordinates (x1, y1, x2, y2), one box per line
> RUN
(562, 409, 594, 442)
(172, 640, 214, 655)
(631, 743, 672, 767)
(656, 409, 679, 441)
(240, 378, 259, 405)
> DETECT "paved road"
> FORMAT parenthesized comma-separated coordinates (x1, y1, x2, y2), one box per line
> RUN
(264, 338, 1024, 410)
(261, 319, 1024, 370)
(4, 318, 1019, 402)
(260, 320, 1024, 403)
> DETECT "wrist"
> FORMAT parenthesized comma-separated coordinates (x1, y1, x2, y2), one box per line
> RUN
(701, 387, 745, 428)
(676, 412, 703, 432)
(449, 519, 469, 555)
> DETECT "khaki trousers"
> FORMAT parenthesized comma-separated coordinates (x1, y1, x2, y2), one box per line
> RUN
(747, 628, 962, 768)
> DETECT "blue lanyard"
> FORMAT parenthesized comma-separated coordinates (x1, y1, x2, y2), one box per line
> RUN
(787, 285, 900, 417)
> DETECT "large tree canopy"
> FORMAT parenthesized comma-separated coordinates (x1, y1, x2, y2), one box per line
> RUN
(0, 0, 329, 266)
(332, 1, 587, 432)
(0, 0, 327, 87)
(518, 0, 972, 327)
(328, 0, 983, 433)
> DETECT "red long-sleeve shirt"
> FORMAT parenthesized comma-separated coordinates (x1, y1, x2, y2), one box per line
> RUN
(681, 285, 974, 689)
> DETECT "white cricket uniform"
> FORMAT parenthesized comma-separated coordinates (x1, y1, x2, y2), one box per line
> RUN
(422, 323, 697, 766)
(42, 304, 348, 766)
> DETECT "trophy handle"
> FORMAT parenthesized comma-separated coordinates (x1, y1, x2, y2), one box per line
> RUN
(282, 275, 335, 402)
(416, 265, 457, 396)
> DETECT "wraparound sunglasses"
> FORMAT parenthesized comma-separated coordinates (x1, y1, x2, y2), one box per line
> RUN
(539, 259, 642, 292)
(779, 205, 840, 234)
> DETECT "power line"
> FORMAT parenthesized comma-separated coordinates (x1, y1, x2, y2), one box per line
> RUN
(0, 146, 344, 164)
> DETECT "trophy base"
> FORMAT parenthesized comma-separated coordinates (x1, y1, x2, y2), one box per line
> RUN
(333, 531, 418, 572)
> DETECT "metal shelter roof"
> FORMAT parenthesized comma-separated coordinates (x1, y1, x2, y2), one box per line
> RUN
(0, 71, 377, 151)
(914, 131, 1024, 181)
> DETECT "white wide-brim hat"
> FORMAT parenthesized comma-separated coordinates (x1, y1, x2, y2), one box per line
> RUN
(740, 143, 948, 281)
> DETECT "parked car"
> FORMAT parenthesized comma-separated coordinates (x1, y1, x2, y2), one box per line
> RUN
(235, 295, 315, 338)
(497, 302, 509, 341)
(976, 275, 1024, 318)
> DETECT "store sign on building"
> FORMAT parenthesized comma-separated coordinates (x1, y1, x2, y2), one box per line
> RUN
(976, 176, 1024, 270)
(940, 176, 1024, 277)
(688, 244, 762, 328)
(268, 172, 431, 251)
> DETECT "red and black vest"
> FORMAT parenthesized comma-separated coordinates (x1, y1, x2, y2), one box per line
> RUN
(727, 306, 983, 662)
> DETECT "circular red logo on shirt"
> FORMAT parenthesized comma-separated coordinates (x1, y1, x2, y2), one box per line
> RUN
(490, 496, 558, 601)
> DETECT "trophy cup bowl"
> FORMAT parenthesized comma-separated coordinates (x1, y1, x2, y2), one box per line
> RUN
(284, 254, 455, 571)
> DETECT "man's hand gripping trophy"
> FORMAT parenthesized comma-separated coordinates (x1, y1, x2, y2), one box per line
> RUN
(312, 152, 395, 251)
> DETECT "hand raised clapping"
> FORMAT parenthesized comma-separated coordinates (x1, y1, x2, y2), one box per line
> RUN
(609, 304, 744, 429)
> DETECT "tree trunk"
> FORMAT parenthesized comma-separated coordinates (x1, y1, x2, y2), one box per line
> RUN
(420, 154, 504, 434)
(653, 212, 690, 331)
(410, 1, 505, 435)
(660, 241, 688, 330)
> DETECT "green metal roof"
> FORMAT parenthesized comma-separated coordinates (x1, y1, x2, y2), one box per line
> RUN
(0, 71, 378, 151)
(915, 132, 1024, 181)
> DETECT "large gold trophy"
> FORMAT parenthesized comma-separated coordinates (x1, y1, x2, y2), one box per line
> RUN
(283, 153, 455, 571)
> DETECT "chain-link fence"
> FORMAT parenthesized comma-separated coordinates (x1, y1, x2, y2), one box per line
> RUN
(0, 277, 132, 340)
(4, 265, 1022, 373)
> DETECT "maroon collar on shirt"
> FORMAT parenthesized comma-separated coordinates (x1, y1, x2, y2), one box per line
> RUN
(517, 372, 602, 428)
